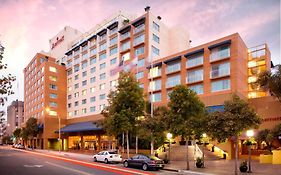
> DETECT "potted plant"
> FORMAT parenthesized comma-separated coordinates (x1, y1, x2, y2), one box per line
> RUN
(195, 157, 204, 168)
(239, 160, 248, 172)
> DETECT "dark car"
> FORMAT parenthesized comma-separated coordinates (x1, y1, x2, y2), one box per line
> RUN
(123, 154, 164, 171)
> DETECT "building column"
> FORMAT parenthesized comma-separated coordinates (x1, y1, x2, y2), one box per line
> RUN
(98, 135, 101, 151)
(81, 135, 84, 150)
(43, 138, 48, 149)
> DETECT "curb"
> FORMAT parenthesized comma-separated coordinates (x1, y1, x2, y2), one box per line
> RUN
(163, 167, 179, 172)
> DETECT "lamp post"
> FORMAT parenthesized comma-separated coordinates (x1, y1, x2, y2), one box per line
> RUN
(167, 133, 172, 163)
(246, 130, 254, 173)
(202, 133, 207, 168)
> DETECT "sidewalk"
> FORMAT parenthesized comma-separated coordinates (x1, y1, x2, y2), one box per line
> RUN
(32, 149, 281, 175)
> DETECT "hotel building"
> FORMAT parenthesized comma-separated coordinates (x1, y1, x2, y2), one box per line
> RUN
(6, 100, 24, 136)
(23, 8, 280, 154)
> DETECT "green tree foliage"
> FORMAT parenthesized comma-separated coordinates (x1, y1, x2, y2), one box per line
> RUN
(0, 42, 16, 96)
(102, 72, 145, 157)
(13, 128, 22, 141)
(25, 117, 38, 138)
(166, 85, 206, 170)
(257, 65, 281, 102)
(256, 129, 274, 153)
(207, 94, 261, 175)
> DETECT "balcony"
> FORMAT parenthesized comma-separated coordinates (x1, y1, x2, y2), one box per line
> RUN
(120, 32, 130, 40)
(186, 74, 203, 84)
(210, 48, 230, 62)
(210, 68, 230, 79)
(134, 24, 145, 34)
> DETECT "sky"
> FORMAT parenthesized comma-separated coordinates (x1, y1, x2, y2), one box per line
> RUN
(0, 0, 280, 117)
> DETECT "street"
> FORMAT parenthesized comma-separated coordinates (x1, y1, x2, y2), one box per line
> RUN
(0, 146, 178, 175)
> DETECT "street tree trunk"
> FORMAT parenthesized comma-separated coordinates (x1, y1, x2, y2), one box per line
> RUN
(186, 138, 190, 170)
(122, 132, 124, 153)
(126, 131, 129, 158)
(136, 135, 138, 154)
(150, 139, 154, 155)
(234, 137, 238, 175)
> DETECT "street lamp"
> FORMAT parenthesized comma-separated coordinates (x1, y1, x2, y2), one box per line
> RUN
(202, 133, 207, 168)
(246, 130, 254, 173)
(167, 133, 172, 163)
(46, 108, 61, 153)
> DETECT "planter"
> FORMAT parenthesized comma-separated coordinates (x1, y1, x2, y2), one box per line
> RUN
(196, 162, 204, 168)
(240, 165, 247, 172)
(260, 154, 272, 164)
(163, 159, 169, 164)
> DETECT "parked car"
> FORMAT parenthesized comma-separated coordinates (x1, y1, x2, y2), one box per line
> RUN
(93, 150, 122, 163)
(123, 154, 164, 171)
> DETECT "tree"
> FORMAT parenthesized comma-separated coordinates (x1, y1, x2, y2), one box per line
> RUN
(140, 105, 168, 155)
(25, 117, 39, 148)
(102, 72, 145, 158)
(166, 85, 206, 170)
(256, 129, 274, 153)
(257, 65, 281, 102)
(13, 128, 22, 143)
(207, 94, 261, 175)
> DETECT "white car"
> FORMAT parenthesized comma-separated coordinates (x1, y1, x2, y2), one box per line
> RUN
(93, 151, 122, 163)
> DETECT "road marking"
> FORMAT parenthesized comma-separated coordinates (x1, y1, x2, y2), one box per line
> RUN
(24, 164, 44, 168)
(45, 161, 95, 175)
(178, 170, 215, 175)
(13, 148, 155, 175)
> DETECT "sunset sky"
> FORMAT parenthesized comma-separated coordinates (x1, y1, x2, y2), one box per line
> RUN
(0, 0, 280, 114)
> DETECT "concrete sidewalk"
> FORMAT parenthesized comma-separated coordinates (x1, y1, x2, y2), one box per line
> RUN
(32, 149, 281, 175)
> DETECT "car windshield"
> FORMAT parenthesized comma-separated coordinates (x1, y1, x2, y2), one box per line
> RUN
(108, 151, 117, 154)
(150, 156, 161, 160)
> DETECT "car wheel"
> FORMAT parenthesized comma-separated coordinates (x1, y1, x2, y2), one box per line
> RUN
(93, 157, 97, 162)
(142, 163, 148, 171)
(104, 158, 109, 164)
(124, 161, 129, 168)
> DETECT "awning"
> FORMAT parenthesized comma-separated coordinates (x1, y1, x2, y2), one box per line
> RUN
(163, 56, 182, 64)
(97, 29, 107, 36)
(208, 40, 231, 50)
(107, 21, 118, 30)
(206, 105, 225, 113)
(119, 26, 131, 34)
(132, 17, 146, 27)
(56, 121, 103, 133)
(146, 62, 163, 69)
(184, 48, 204, 58)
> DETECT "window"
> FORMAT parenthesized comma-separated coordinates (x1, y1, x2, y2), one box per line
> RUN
(74, 65, 79, 72)
(189, 84, 203, 95)
(149, 79, 161, 91)
(110, 80, 117, 88)
(110, 58, 117, 65)
(75, 74, 79, 80)
(187, 69, 203, 83)
(150, 92, 161, 102)
(135, 46, 144, 57)
(90, 106, 96, 112)
(166, 75, 181, 88)
(99, 43, 107, 52)
(67, 69, 72, 76)
(110, 36, 117, 46)
(134, 34, 145, 46)
(68, 95, 72, 100)
(121, 31, 130, 40)
(134, 23, 145, 34)
(211, 79, 230, 92)
(110, 47, 118, 56)
(49, 66, 57, 73)
(49, 102, 57, 107)
(90, 67, 96, 73)
(82, 44, 88, 51)
(153, 21, 160, 31)
(82, 62, 87, 69)
(82, 80, 87, 86)
(210, 62, 230, 78)
(74, 110, 79, 116)
(82, 108, 87, 114)
(100, 83, 105, 90)
(74, 83, 79, 89)
(50, 93, 57, 99)
(50, 84, 57, 90)
(166, 61, 181, 73)
(137, 59, 145, 68)
(90, 48, 97, 55)
(82, 53, 88, 60)
(121, 52, 130, 62)
(67, 78, 72, 83)
(81, 71, 87, 77)
(135, 71, 144, 79)
(68, 112, 72, 117)
(90, 57, 96, 65)
(82, 99, 87, 104)
(186, 53, 203, 68)
(100, 94, 106, 100)
(153, 34, 159, 43)
(90, 87, 95, 93)
(121, 41, 130, 51)
(139, 84, 144, 89)
(49, 110, 57, 116)
(68, 103, 71, 108)
(99, 53, 106, 61)
(74, 92, 79, 98)
(82, 89, 87, 96)
(49, 76, 57, 81)
(149, 66, 161, 78)
(100, 104, 106, 110)
(210, 45, 230, 62)
(90, 77, 96, 83)
(100, 63, 106, 69)
(90, 97, 96, 102)
(100, 73, 106, 80)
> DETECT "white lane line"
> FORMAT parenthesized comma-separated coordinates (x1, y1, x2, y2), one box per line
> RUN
(178, 170, 215, 175)
(45, 161, 96, 175)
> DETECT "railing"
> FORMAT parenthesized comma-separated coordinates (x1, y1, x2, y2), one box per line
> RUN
(187, 74, 203, 83)
(210, 68, 230, 78)
(134, 24, 145, 34)
(194, 144, 203, 160)
(120, 32, 130, 40)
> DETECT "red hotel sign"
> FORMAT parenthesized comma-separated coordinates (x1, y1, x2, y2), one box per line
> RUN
(51, 36, 64, 50)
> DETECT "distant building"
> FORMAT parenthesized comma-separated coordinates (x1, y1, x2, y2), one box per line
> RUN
(7, 100, 24, 136)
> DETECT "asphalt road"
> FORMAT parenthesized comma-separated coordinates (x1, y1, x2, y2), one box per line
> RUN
(0, 146, 178, 175)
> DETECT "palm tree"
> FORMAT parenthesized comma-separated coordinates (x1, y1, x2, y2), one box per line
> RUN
(257, 65, 281, 102)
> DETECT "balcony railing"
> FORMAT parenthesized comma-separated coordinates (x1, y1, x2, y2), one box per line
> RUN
(166, 80, 180, 88)
(120, 32, 130, 40)
(210, 68, 230, 78)
(210, 48, 230, 62)
(187, 74, 203, 83)
(134, 24, 145, 34)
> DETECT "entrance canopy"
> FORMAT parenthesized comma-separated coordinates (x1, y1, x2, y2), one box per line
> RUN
(56, 122, 103, 133)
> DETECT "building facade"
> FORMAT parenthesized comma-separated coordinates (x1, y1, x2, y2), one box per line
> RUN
(6, 100, 24, 136)
(23, 53, 67, 149)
